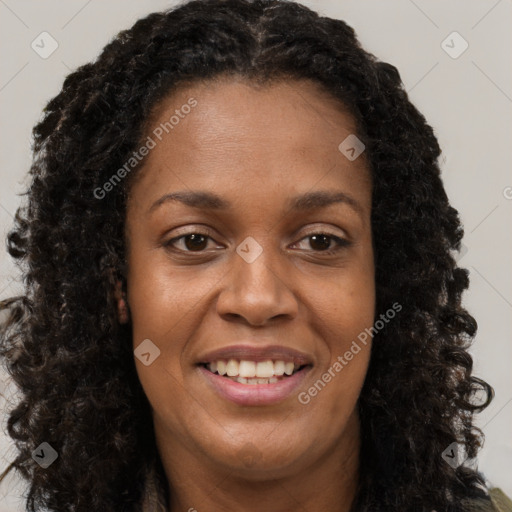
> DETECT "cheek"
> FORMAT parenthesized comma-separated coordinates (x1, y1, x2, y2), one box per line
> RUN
(126, 254, 190, 410)
(127, 254, 222, 413)
(307, 265, 375, 346)
(301, 255, 375, 407)
(127, 254, 214, 341)
(299, 274, 374, 432)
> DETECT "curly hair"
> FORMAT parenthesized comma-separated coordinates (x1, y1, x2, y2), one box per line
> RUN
(0, 0, 495, 510)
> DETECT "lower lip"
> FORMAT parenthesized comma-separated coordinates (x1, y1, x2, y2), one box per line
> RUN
(198, 365, 312, 406)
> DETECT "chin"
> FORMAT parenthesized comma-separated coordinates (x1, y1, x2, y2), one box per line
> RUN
(209, 440, 307, 479)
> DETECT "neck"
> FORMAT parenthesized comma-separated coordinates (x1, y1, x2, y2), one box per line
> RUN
(154, 411, 361, 512)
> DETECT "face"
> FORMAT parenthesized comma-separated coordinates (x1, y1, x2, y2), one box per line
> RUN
(124, 77, 375, 479)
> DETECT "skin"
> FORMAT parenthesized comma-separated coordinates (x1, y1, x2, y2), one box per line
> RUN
(121, 76, 375, 512)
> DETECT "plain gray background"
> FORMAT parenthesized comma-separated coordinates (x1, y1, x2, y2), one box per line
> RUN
(1, 0, 511, 509)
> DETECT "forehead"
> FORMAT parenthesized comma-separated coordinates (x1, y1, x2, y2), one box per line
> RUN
(145, 76, 362, 157)
(128, 77, 371, 210)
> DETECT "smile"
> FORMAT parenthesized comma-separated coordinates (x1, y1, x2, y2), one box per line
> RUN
(198, 360, 312, 406)
(205, 359, 304, 384)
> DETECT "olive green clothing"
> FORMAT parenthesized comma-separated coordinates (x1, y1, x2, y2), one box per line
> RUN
(467, 488, 512, 512)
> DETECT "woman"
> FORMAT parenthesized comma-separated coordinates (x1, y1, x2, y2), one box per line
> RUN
(0, 0, 510, 511)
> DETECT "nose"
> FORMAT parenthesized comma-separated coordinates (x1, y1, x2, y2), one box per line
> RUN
(216, 238, 298, 326)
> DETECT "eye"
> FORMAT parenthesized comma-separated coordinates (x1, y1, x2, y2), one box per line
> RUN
(291, 233, 351, 255)
(164, 232, 221, 252)
(163, 230, 351, 255)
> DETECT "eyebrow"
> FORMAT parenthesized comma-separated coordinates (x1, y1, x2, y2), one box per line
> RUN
(148, 189, 363, 216)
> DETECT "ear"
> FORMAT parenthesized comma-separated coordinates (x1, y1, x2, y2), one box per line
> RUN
(114, 280, 130, 324)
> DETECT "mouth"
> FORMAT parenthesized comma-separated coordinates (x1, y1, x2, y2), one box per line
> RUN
(199, 359, 309, 385)
(197, 358, 313, 406)
(195, 344, 314, 405)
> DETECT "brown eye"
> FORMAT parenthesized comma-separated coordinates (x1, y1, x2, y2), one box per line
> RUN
(308, 234, 332, 251)
(182, 234, 208, 251)
(293, 233, 351, 254)
(165, 233, 214, 252)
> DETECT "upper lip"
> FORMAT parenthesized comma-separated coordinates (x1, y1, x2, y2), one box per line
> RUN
(197, 344, 313, 366)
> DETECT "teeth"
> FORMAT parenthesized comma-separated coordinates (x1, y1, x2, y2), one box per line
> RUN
(226, 359, 239, 377)
(255, 360, 274, 378)
(206, 359, 304, 378)
(238, 360, 256, 378)
(217, 360, 227, 376)
(227, 376, 280, 385)
(273, 360, 285, 376)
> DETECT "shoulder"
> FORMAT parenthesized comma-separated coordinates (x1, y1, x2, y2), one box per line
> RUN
(489, 488, 512, 512)
(461, 488, 512, 512)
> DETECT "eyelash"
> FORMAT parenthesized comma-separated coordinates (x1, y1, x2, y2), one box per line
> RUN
(163, 230, 351, 256)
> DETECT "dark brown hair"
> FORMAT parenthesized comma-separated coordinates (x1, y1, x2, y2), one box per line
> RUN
(0, 0, 493, 510)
